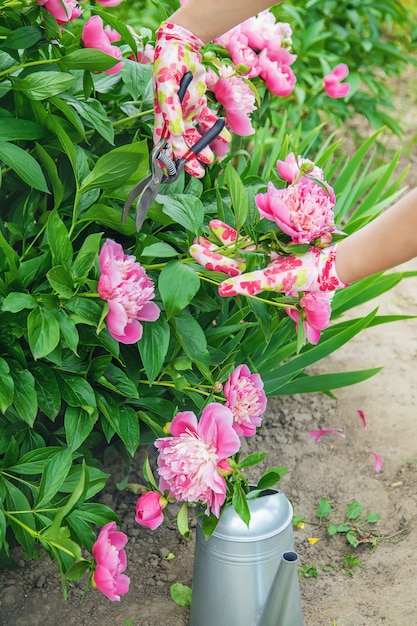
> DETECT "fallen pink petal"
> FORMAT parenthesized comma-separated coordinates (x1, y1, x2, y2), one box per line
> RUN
(307, 428, 345, 444)
(357, 409, 367, 430)
(367, 450, 382, 473)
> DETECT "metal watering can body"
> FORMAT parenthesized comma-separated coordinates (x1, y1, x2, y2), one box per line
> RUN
(189, 488, 304, 626)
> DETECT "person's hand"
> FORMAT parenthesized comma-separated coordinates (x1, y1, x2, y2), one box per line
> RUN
(190, 220, 348, 296)
(153, 21, 231, 178)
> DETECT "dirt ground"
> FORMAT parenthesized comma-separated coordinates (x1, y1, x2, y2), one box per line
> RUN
(1, 77, 417, 626)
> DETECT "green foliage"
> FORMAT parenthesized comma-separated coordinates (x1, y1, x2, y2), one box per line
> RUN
(0, 0, 413, 598)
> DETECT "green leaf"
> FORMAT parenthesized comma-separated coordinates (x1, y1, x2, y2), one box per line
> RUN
(0, 358, 14, 413)
(64, 559, 91, 582)
(158, 194, 204, 233)
(224, 162, 248, 230)
(138, 315, 170, 384)
(65, 405, 97, 451)
(32, 363, 61, 421)
(0, 140, 49, 192)
(238, 452, 269, 469)
(172, 312, 210, 366)
(345, 501, 363, 521)
(11, 368, 37, 427)
(27, 307, 60, 360)
(1, 26, 43, 50)
(46, 210, 73, 269)
(60, 49, 122, 72)
(142, 452, 159, 491)
(78, 204, 136, 236)
(317, 497, 332, 519)
(159, 261, 200, 320)
(0, 118, 44, 141)
(5, 480, 36, 556)
(62, 96, 114, 144)
(100, 364, 138, 398)
(256, 467, 288, 490)
(47, 265, 75, 298)
(65, 297, 103, 327)
(327, 522, 338, 536)
(11, 71, 76, 101)
(72, 233, 103, 280)
(141, 242, 178, 258)
(56, 310, 79, 355)
(170, 583, 192, 608)
(36, 448, 73, 509)
(35, 142, 64, 209)
(117, 405, 141, 456)
(79, 143, 148, 193)
(177, 502, 190, 539)
(232, 481, 250, 527)
(366, 512, 380, 523)
(57, 373, 97, 415)
(1, 292, 37, 312)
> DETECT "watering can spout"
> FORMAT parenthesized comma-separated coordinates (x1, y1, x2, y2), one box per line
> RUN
(257, 551, 304, 626)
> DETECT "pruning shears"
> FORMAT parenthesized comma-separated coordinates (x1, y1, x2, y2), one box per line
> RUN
(122, 72, 226, 232)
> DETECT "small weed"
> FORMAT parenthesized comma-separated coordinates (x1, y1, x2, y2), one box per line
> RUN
(299, 563, 320, 578)
(337, 553, 366, 577)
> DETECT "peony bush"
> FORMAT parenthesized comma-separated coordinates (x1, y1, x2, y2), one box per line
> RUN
(0, 0, 414, 601)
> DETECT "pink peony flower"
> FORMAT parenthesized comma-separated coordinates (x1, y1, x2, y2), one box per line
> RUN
(82, 16, 124, 74)
(286, 291, 333, 344)
(277, 153, 324, 184)
(323, 64, 351, 99)
(135, 492, 166, 530)
(257, 49, 296, 97)
(95, 0, 124, 6)
(206, 67, 256, 136)
(224, 364, 267, 436)
(240, 11, 294, 61)
(37, 0, 82, 24)
(255, 177, 335, 244)
(92, 522, 130, 602)
(98, 239, 160, 344)
(155, 403, 241, 517)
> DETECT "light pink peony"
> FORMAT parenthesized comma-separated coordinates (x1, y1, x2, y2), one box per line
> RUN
(323, 64, 351, 99)
(92, 522, 130, 602)
(240, 11, 294, 60)
(37, 0, 82, 24)
(286, 291, 333, 344)
(206, 67, 256, 136)
(155, 403, 241, 518)
(276, 153, 324, 184)
(224, 364, 267, 436)
(257, 49, 296, 97)
(255, 178, 335, 244)
(98, 239, 160, 344)
(135, 492, 166, 530)
(82, 16, 124, 74)
(96, 0, 123, 5)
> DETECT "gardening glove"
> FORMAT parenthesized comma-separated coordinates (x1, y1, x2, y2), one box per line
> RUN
(190, 220, 348, 297)
(153, 21, 231, 178)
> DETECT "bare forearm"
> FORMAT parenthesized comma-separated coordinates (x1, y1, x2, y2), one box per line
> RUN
(336, 187, 417, 284)
(169, 0, 274, 43)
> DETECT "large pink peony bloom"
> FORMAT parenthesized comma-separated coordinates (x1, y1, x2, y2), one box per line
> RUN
(240, 11, 294, 61)
(256, 177, 335, 244)
(37, 0, 82, 24)
(92, 522, 130, 602)
(206, 67, 256, 136)
(135, 492, 166, 530)
(155, 403, 241, 518)
(257, 49, 296, 97)
(286, 291, 333, 344)
(224, 364, 267, 436)
(98, 239, 160, 344)
(323, 64, 351, 99)
(82, 16, 124, 74)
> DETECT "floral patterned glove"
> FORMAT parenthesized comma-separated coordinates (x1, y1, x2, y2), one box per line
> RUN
(190, 220, 348, 296)
(153, 22, 231, 177)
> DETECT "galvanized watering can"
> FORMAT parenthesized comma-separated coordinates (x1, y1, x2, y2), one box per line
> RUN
(189, 488, 304, 626)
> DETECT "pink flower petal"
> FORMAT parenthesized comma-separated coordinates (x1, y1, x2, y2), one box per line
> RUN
(308, 428, 345, 444)
(357, 409, 367, 430)
(367, 450, 382, 473)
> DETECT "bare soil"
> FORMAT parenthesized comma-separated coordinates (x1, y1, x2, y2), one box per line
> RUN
(1, 74, 417, 626)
